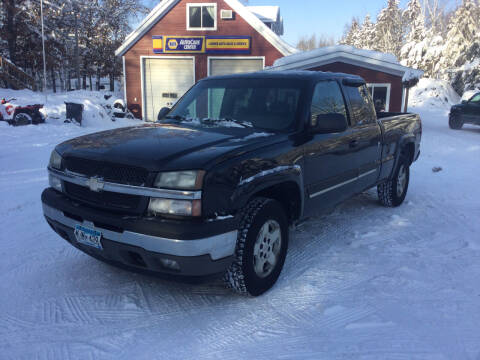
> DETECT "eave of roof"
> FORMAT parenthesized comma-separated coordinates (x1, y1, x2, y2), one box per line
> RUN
(115, 0, 297, 57)
(270, 45, 423, 80)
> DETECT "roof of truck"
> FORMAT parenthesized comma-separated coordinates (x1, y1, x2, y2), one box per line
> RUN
(203, 70, 364, 82)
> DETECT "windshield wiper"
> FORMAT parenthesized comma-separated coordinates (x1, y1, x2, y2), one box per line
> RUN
(201, 117, 252, 128)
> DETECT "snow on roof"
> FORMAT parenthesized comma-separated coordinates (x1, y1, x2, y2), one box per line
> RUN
(115, 0, 296, 57)
(271, 45, 423, 82)
(246, 6, 279, 22)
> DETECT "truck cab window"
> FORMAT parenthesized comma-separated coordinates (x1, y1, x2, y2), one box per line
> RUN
(310, 81, 347, 126)
(345, 85, 376, 126)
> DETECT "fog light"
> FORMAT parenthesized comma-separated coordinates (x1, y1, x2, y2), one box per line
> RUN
(49, 174, 62, 192)
(159, 258, 180, 271)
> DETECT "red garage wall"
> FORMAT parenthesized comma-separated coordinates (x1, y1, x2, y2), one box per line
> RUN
(123, 0, 284, 118)
(309, 62, 404, 112)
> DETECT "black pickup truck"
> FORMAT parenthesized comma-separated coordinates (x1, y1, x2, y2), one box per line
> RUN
(42, 71, 421, 296)
(449, 92, 480, 129)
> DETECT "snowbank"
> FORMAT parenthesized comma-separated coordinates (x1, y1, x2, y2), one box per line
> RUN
(408, 78, 461, 109)
(0, 88, 139, 129)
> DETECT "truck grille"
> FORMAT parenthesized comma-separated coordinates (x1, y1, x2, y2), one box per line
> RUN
(64, 157, 149, 186)
(64, 182, 143, 213)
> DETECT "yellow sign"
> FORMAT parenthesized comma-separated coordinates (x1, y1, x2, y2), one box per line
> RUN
(153, 37, 163, 53)
(206, 38, 251, 52)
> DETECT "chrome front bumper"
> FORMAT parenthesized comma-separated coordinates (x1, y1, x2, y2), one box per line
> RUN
(42, 203, 237, 261)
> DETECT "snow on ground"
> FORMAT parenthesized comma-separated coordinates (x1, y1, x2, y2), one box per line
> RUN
(1, 84, 480, 359)
(0, 88, 138, 128)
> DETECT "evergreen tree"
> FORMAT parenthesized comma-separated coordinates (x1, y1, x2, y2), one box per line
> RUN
(357, 14, 376, 50)
(374, 0, 404, 57)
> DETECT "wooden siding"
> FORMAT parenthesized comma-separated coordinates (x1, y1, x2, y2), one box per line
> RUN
(124, 0, 284, 118)
(309, 62, 404, 112)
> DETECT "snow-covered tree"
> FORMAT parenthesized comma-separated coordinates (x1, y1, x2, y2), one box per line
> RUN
(357, 14, 376, 50)
(374, 0, 404, 57)
(441, 0, 480, 93)
(340, 18, 361, 48)
(400, 0, 427, 69)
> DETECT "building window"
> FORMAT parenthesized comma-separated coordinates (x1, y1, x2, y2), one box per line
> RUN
(367, 83, 391, 112)
(187, 3, 217, 31)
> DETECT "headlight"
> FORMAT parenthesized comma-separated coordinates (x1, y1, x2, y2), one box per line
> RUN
(49, 174, 63, 192)
(49, 150, 62, 170)
(154, 170, 204, 190)
(148, 198, 201, 217)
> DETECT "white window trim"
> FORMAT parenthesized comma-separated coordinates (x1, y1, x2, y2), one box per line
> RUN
(367, 83, 391, 112)
(207, 56, 265, 76)
(140, 55, 196, 121)
(122, 56, 127, 104)
(186, 3, 217, 31)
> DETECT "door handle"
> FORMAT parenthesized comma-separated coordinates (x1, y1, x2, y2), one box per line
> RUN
(349, 140, 358, 148)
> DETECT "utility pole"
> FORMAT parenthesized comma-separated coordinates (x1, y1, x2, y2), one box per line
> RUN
(40, 0, 47, 92)
(74, 6, 80, 90)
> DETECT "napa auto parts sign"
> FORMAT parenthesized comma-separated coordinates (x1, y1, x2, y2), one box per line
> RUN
(153, 36, 251, 54)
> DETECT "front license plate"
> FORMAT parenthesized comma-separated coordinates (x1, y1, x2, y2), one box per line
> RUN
(74, 224, 103, 250)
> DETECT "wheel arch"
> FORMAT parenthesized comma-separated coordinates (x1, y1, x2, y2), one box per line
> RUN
(252, 181, 303, 225)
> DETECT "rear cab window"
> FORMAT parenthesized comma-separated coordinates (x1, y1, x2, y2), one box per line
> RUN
(310, 80, 348, 127)
(344, 85, 376, 126)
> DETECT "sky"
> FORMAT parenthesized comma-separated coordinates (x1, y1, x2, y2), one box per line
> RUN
(245, 0, 410, 45)
(139, 0, 457, 47)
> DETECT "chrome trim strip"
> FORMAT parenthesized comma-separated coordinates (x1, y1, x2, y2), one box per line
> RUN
(239, 165, 301, 186)
(43, 204, 237, 260)
(309, 169, 377, 199)
(49, 168, 202, 200)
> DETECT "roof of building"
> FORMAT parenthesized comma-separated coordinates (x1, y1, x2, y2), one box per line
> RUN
(245, 6, 280, 22)
(270, 45, 423, 82)
(115, 0, 297, 57)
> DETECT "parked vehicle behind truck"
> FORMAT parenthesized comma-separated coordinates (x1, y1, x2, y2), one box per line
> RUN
(449, 92, 480, 129)
(42, 71, 421, 296)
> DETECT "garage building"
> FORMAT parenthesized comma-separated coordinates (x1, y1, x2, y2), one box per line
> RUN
(116, 0, 296, 121)
(270, 45, 423, 112)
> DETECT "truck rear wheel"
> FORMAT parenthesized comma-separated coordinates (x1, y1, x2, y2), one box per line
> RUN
(377, 155, 410, 207)
(224, 197, 288, 296)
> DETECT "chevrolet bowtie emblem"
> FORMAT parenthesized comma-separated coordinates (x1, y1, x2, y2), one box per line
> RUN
(87, 177, 105, 192)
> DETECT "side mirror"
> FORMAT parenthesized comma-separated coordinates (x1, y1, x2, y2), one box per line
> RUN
(311, 113, 348, 134)
(157, 107, 170, 120)
(461, 99, 468, 104)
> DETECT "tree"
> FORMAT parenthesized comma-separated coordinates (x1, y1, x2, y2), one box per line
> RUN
(400, 0, 427, 69)
(296, 34, 334, 51)
(374, 0, 404, 57)
(440, 0, 480, 93)
(340, 18, 361, 48)
(357, 14, 376, 50)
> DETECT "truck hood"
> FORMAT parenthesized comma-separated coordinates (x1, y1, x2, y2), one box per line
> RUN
(56, 123, 286, 171)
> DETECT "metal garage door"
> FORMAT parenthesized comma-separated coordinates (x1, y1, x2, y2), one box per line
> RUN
(209, 58, 264, 77)
(142, 57, 195, 121)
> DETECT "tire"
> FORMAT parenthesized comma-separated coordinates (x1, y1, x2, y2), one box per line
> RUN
(224, 197, 289, 296)
(449, 114, 463, 130)
(377, 155, 410, 207)
(13, 112, 33, 126)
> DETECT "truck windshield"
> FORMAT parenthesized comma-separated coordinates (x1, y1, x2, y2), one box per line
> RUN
(164, 78, 306, 132)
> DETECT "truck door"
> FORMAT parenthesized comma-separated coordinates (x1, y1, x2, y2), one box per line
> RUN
(465, 93, 480, 123)
(342, 83, 382, 192)
(303, 80, 360, 214)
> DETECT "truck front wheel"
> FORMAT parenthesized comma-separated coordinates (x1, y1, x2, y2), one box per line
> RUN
(224, 197, 288, 296)
(449, 114, 463, 130)
(377, 155, 410, 207)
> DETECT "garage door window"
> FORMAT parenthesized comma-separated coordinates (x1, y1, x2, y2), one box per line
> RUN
(188, 3, 217, 30)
